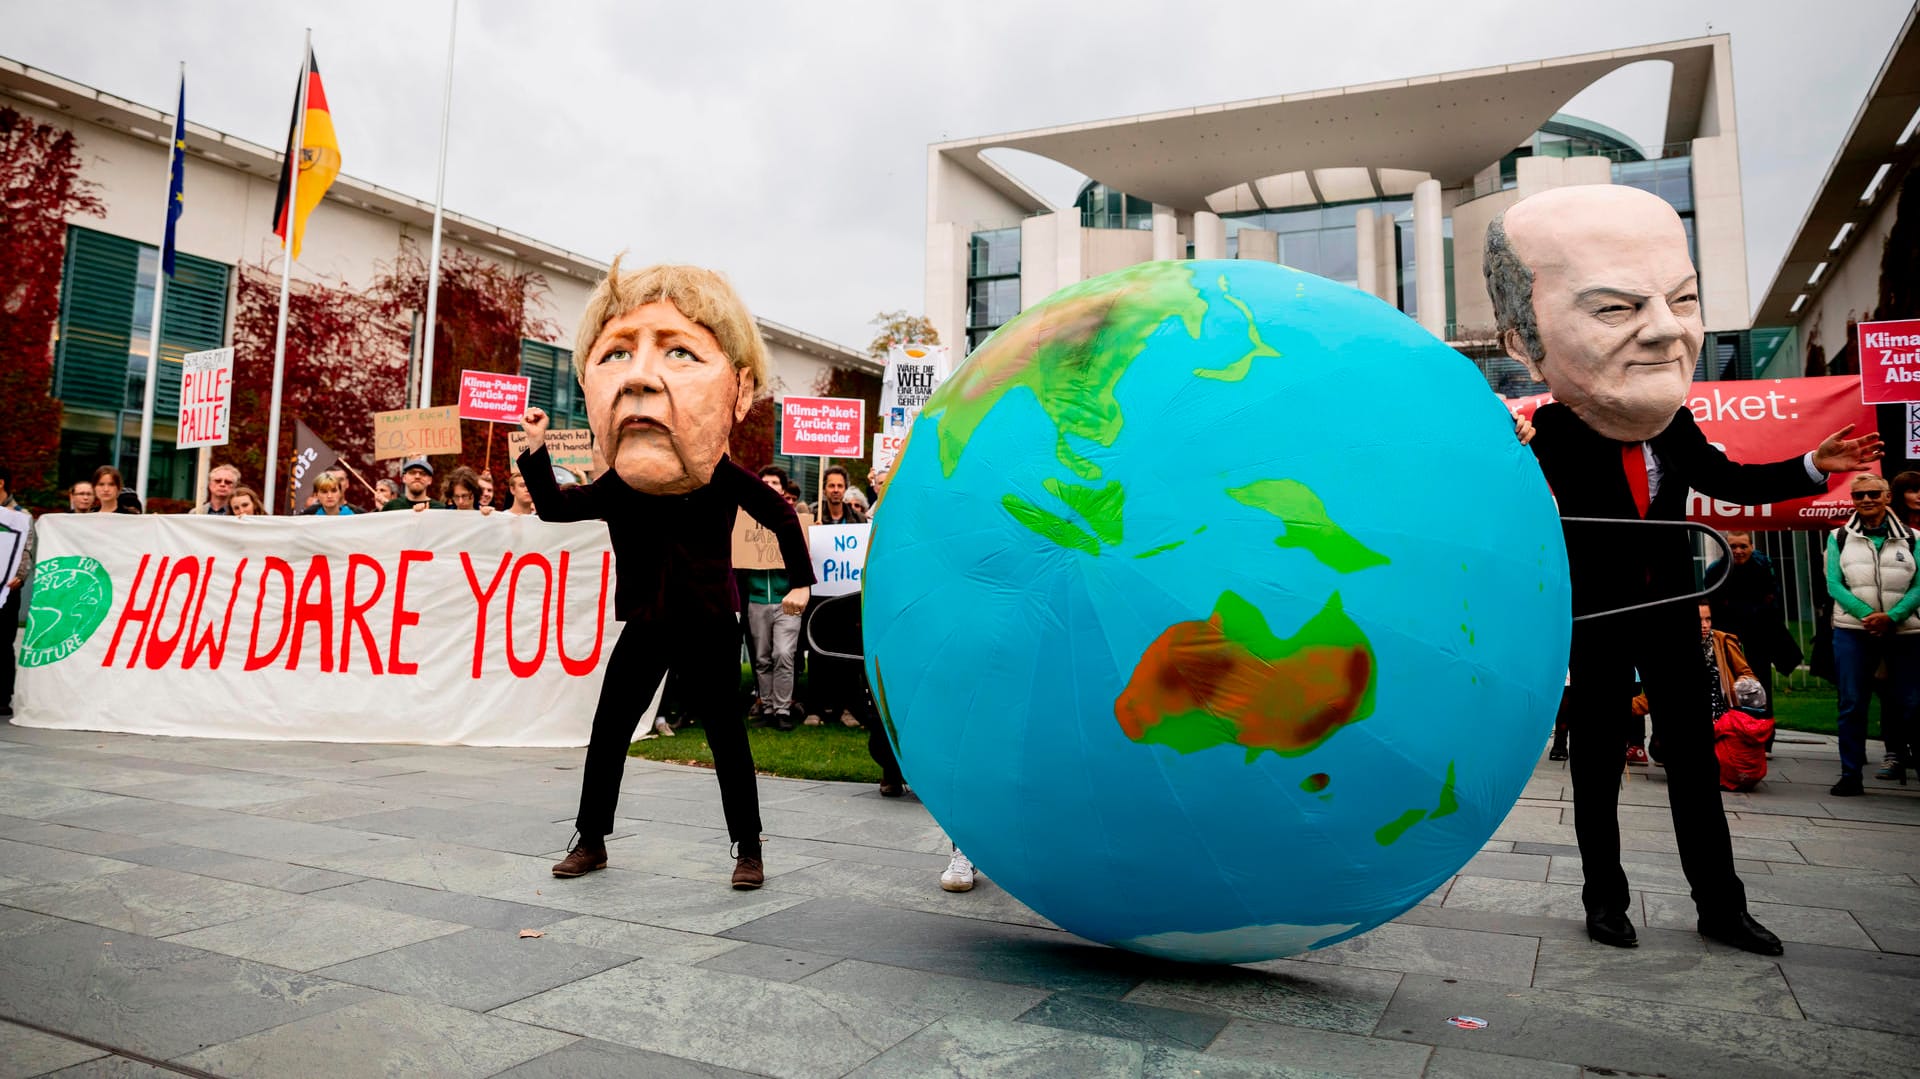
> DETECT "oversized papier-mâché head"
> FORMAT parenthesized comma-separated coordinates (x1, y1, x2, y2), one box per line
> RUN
(573, 258, 769, 494)
(1485, 185, 1704, 442)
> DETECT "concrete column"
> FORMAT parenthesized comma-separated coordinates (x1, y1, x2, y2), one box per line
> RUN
(1354, 209, 1380, 298)
(1375, 211, 1397, 303)
(1151, 204, 1179, 261)
(1019, 214, 1059, 309)
(924, 221, 968, 352)
(1055, 214, 1084, 290)
(1413, 179, 1446, 338)
(1192, 211, 1225, 260)
(1235, 227, 1277, 262)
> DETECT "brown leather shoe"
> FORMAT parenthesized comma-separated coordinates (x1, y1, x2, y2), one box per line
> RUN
(551, 842, 607, 878)
(731, 852, 765, 890)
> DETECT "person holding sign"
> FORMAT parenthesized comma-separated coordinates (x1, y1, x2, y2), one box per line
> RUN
(518, 258, 813, 892)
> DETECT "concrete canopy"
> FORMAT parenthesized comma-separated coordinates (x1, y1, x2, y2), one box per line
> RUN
(933, 37, 1727, 213)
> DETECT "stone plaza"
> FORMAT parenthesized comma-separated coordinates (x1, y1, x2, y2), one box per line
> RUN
(0, 720, 1914, 1078)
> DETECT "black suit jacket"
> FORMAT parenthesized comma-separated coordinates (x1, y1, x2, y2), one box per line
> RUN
(1529, 403, 1824, 618)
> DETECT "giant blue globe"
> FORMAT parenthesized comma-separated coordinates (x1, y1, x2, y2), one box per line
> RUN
(862, 260, 1570, 963)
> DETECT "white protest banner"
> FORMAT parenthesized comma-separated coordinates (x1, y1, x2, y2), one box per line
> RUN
(0, 504, 29, 609)
(808, 523, 870, 596)
(176, 347, 234, 450)
(11, 513, 647, 747)
(508, 429, 595, 479)
(880, 343, 951, 433)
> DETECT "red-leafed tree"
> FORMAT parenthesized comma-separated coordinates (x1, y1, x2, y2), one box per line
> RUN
(229, 265, 409, 509)
(370, 242, 558, 488)
(0, 106, 104, 507)
(730, 396, 779, 473)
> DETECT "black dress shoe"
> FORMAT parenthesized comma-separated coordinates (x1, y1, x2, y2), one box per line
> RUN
(1586, 910, 1638, 947)
(1699, 911, 1784, 956)
(1830, 776, 1864, 797)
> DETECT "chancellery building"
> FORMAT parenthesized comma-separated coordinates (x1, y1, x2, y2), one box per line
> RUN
(0, 56, 873, 504)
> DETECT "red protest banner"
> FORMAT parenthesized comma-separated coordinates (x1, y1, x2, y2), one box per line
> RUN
(780, 396, 865, 457)
(1506, 376, 1878, 529)
(1858, 319, 1920, 404)
(458, 370, 532, 423)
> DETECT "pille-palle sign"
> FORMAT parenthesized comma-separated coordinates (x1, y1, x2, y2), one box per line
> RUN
(1857, 319, 1920, 404)
(176, 347, 234, 450)
(458, 370, 533, 423)
(11, 513, 635, 746)
(373, 405, 462, 461)
(780, 396, 865, 458)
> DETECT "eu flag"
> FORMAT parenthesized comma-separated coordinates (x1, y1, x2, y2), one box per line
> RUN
(162, 76, 185, 277)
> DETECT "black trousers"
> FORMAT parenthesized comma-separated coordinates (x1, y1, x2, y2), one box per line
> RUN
(0, 585, 19, 712)
(1568, 603, 1745, 919)
(801, 594, 902, 785)
(575, 615, 760, 845)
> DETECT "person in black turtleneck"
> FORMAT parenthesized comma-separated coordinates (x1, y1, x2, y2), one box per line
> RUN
(523, 259, 813, 891)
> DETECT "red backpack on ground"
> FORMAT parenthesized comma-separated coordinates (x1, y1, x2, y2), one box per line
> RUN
(1713, 709, 1774, 791)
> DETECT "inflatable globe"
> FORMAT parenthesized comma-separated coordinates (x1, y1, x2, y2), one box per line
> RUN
(862, 260, 1570, 963)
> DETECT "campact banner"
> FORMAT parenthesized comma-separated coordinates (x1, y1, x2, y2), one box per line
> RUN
(13, 512, 639, 746)
(1505, 376, 1877, 529)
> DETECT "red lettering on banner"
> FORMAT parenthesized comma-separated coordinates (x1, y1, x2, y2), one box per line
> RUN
(340, 555, 386, 675)
(102, 555, 165, 668)
(556, 550, 609, 676)
(244, 558, 295, 671)
(505, 553, 553, 679)
(461, 552, 512, 678)
(143, 557, 202, 669)
(388, 550, 433, 675)
(182, 558, 248, 669)
(287, 556, 335, 672)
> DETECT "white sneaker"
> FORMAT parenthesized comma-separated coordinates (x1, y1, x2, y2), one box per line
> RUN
(653, 717, 675, 738)
(940, 849, 975, 893)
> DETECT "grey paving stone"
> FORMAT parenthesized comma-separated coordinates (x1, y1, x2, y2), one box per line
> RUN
(150, 814, 402, 862)
(314, 926, 632, 1010)
(1440, 875, 1590, 920)
(1373, 972, 1920, 1079)
(1123, 960, 1401, 1035)
(1860, 919, 1920, 954)
(0, 1019, 106, 1079)
(1420, 1046, 1581, 1079)
(493, 1037, 759, 1079)
(1529, 937, 1801, 1018)
(491, 868, 813, 936)
(163, 898, 466, 972)
(1455, 851, 1549, 882)
(696, 940, 841, 982)
(1548, 855, 1695, 895)
(1642, 891, 1879, 950)
(1296, 921, 1540, 988)
(1141, 1043, 1345, 1078)
(110, 843, 361, 893)
(308, 877, 574, 931)
(0, 919, 370, 1060)
(1017, 990, 1228, 1052)
(106, 775, 305, 810)
(177, 993, 572, 1077)
(36, 1057, 174, 1077)
(1204, 1018, 1432, 1078)
(843, 1015, 1145, 1078)
(0, 822, 153, 858)
(243, 788, 475, 823)
(43, 797, 233, 836)
(0, 780, 134, 821)
(766, 855, 1053, 928)
(601, 831, 819, 885)
(797, 959, 1051, 1022)
(494, 958, 932, 1079)
(330, 804, 567, 843)
(530, 915, 744, 964)
(0, 837, 134, 887)
(721, 897, 1148, 997)
(304, 837, 559, 894)
(1781, 963, 1920, 1035)
(0, 865, 307, 936)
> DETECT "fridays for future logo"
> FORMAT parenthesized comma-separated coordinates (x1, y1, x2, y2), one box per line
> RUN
(21, 556, 112, 668)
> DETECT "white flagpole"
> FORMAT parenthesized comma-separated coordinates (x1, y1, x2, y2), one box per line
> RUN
(264, 31, 311, 515)
(135, 61, 184, 505)
(419, 0, 458, 408)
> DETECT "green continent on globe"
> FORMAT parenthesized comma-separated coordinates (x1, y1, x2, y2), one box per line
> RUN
(20, 556, 113, 668)
(1374, 760, 1461, 845)
(1114, 589, 1376, 762)
(1227, 480, 1388, 574)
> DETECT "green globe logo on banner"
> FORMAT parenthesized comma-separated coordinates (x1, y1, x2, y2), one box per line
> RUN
(21, 556, 113, 668)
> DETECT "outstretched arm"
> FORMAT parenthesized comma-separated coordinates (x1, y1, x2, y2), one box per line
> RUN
(516, 408, 607, 523)
(718, 457, 815, 614)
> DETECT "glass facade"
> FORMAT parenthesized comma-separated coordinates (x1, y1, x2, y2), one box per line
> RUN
(519, 340, 583, 430)
(1073, 182, 1155, 230)
(966, 226, 1022, 351)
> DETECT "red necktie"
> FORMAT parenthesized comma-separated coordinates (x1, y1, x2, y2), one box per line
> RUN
(1623, 444, 1650, 518)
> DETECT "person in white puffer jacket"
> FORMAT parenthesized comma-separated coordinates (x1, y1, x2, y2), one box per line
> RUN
(1824, 473, 1920, 797)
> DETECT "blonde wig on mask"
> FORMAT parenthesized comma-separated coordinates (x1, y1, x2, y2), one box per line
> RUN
(573, 255, 769, 396)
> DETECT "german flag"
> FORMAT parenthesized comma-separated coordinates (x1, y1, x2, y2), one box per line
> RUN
(272, 47, 341, 261)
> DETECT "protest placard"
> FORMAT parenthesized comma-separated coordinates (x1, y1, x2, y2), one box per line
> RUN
(507, 429, 595, 479)
(873, 430, 907, 474)
(1859, 319, 1920, 404)
(879, 344, 950, 433)
(732, 509, 786, 571)
(373, 406, 461, 461)
(176, 347, 234, 450)
(458, 370, 533, 422)
(808, 523, 870, 596)
(780, 396, 865, 457)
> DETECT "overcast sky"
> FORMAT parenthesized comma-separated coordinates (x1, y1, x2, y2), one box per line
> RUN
(2, 0, 1910, 348)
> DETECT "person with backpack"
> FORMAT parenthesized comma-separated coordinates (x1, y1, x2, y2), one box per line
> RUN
(1824, 473, 1920, 796)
